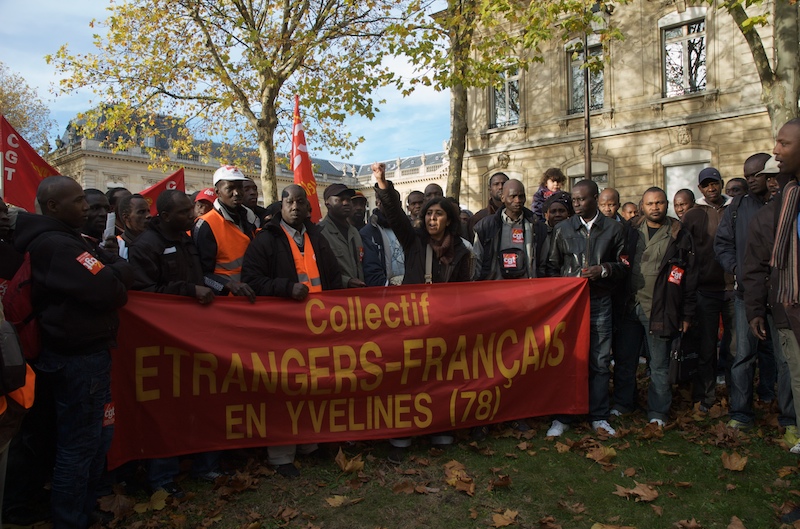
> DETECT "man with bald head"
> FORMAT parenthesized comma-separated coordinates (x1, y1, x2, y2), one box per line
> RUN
(242, 184, 341, 477)
(473, 179, 547, 281)
(14, 176, 133, 528)
(598, 188, 622, 222)
(423, 183, 444, 203)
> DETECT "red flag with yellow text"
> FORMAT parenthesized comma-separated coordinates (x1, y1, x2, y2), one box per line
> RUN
(140, 168, 185, 215)
(291, 95, 321, 222)
(0, 115, 60, 211)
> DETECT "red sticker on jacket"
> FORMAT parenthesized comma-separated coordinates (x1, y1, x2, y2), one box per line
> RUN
(103, 402, 115, 426)
(511, 228, 524, 244)
(502, 253, 518, 269)
(620, 255, 630, 267)
(359, 247, 364, 261)
(668, 265, 684, 285)
(76, 252, 104, 275)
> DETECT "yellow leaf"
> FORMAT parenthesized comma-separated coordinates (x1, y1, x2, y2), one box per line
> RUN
(721, 451, 748, 471)
(728, 515, 746, 529)
(492, 509, 518, 527)
(555, 442, 571, 453)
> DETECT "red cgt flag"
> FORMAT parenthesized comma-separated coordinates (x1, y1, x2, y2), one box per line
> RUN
(291, 95, 321, 223)
(140, 168, 185, 215)
(1, 115, 61, 211)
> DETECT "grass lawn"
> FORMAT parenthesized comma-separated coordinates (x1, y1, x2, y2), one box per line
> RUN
(83, 385, 800, 529)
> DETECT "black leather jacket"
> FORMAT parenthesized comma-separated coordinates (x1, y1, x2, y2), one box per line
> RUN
(545, 213, 627, 297)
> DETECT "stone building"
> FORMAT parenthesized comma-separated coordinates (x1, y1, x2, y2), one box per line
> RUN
(460, 1, 774, 214)
(47, 123, 449, 216)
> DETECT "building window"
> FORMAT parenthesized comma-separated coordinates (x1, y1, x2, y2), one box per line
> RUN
(144, 135, 156, 148)
(569, 173, 608, 192)
(663, 19, 706, 97)
(567, 44, 604, 115)
(491, 69, 520, 128)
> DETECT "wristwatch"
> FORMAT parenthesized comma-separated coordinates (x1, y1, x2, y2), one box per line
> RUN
(600, 265, 609, 278)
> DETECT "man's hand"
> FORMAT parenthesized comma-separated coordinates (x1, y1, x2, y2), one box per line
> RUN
(227, 280, 257, 303)
(749, 316, 767, 340)
(580, 265, 603, 281)
(348, 278, 367, 288)
(102, 235, 119, 252)
(681, 320, 691, 333)
(195, 286, 214, 305)
(372, 162, 387, 189)
(291, 283, 309, 301)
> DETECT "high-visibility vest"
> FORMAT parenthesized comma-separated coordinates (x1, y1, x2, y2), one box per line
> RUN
(198, 209, 252, 281)
(0, 363, 35, 415)
(281, 226, 322, 293)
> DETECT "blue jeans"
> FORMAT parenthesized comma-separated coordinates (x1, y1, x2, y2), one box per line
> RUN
(588, 295, 613, 422)
(36, 349, 113, 529)
(692, 292, 735, 407)
(613, 304, 672, 422)
(729, 297, 789, 424)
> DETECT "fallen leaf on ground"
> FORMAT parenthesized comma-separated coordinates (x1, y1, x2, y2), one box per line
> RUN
(727, 516, 746, 529)
(587, 446, 617, 464)
(443, 460, 475, 496)
(392, 480, 414, 494)
(722, 451, 748, 471)
(517, 441, 530, 451)
(469, 507, 479, 519)
(539, 515, 562, 529)
(612, 481, 659, 502)
(555, 442, 571, 453)
(651, 504, 663, 516)
(658, 450, 679, 456)
(558, 500, 586, 514)
(335, 448, 364, 473)
(675, 518, 702, 528)
(492, 509, 518, 527)
(488, 475, 512, 491)
(779, 466, 798, 478)
(98, 490, 135, 518)
(590, 524, 636, 529)
(133, 489, 168, 513)
(324, 495, 363, 507)
(623, 468, 636, 477)
(275, 506, 298, 521)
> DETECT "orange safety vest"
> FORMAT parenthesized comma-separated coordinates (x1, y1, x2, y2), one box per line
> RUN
(198, 209, 252, 281)
(0, 364, 35, 415)
(281, 226, 322, 293)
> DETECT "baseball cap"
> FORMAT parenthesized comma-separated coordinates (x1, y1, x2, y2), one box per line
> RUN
(323, 183, 356, 201)
(756, 155, 780, 176)
(698, 167, 722, 184)
(195, 188, 216, 203)
(352, 191, 367, 202)
(212, 165, 248, 185)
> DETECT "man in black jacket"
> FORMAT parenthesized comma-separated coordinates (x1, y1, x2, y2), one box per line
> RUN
(545, 179, 626, 437)
(241, 185, 341, 478)
(715, 154, 793, 431)
(128, 190, 216, 497)
(613, 187, 696, 428)
(473, 179, 547, 281)
(130, 190, 214, 301)
(14, 176, 133, 529)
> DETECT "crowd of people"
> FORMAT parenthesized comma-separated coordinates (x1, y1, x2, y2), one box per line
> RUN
(3, 119, 800, 527)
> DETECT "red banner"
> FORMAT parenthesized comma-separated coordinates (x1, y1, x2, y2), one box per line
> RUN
(291, 95, 321, 223)
(108, 279, 589, 468)
(140, 168, 185, 215)
(1, 115, 60, 211)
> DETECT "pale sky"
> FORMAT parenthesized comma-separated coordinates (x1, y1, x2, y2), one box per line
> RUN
(0, 0, 451, 163)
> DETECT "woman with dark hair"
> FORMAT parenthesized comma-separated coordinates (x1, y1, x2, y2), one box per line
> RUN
(372, 162, 470, 463)
(373, 163, 472, 284)
(531, 167, 567, 223)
